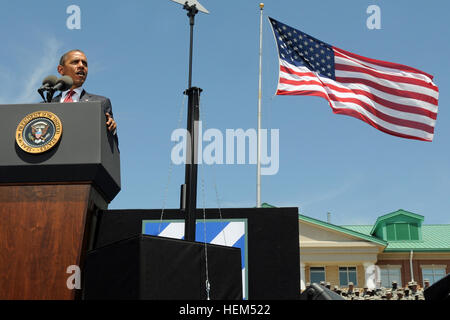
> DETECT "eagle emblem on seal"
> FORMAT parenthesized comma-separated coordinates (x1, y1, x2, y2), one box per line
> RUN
(28, 121, 51, 144)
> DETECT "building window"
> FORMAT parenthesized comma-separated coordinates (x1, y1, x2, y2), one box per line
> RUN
(339, 267, 357, 286)
(380, 266, 402, 288)
(309, 267, 325, 284)
(386, 223, 419, 241)
(421, 266, 446, 286)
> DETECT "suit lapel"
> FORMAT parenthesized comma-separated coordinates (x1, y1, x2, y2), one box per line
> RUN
(79, 90, 93, 102)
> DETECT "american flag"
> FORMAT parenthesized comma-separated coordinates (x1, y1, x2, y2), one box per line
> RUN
(269, 17, 439, 142)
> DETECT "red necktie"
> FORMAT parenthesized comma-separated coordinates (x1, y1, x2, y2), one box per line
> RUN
(63, 90, 75, 103)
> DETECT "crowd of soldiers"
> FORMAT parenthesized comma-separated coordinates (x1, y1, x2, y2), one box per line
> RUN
(313, 280, 429, 300)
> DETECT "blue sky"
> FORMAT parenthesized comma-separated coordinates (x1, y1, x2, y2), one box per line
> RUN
(1, 0, 449, 225)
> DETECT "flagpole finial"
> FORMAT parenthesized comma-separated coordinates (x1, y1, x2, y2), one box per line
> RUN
(260, 3, 264, 9)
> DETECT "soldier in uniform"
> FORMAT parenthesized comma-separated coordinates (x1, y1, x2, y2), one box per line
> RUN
(353, 288, 361, 300)
(392, 281, 398, 291)
(346, 282, 355, 298)
(415, 282, 425, 300)
(385, 289, 393, 300)
(408, 281, 418, 297)
(361, 286, 369, 298)
(375, 286, 384, 298)
(396, 289, 404, 300)
(391, 281, 399, 299)
(404, 287, 411, 299)
(364, 288, 373, 299)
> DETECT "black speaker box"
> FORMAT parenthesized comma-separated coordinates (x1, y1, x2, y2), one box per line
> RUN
(424, 273, 450, 301)
(300, 283, 345, 300)
(83, 234, 242, 300)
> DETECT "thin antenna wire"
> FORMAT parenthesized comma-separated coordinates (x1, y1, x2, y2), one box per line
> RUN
(199, 97, 227, 246)
(159, 95, 186, 233)
(212, 172, 227, 245)
(200, 143, 211, 300)
(201, 171, 211, 300)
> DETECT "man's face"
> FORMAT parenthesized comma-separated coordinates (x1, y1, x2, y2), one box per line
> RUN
(57, 51, 88, 89)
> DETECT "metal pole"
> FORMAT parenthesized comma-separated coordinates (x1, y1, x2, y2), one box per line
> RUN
(183, 4, 201, 241)
(257, 3, 264, 208)
(184, 87, 201, 241)
(187, 7, 196, 88)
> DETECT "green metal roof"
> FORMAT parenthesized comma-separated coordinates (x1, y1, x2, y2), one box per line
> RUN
(299, 214, 387, 246)
(253, 203, 277, 208)
(342, 224, 450, 252)
(341, 225, 373, 235)
(260, 202, 276, 208)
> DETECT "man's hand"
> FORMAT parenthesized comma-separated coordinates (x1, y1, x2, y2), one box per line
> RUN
(105, 113, 117, 132)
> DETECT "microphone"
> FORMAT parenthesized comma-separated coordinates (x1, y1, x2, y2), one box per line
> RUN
(38, 75, 58, 92)
(51, 76, 73, 92)
(37, 75, 58, 102)
(45, 76, 74, 103)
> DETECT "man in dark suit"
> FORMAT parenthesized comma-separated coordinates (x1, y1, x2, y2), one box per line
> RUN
(53, 49, 117, 135)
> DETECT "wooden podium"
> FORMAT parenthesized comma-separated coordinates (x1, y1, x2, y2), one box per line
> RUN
(0, 102, 120, 300)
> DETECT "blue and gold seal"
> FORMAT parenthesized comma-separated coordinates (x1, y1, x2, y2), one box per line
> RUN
(16, 111, 63, 154)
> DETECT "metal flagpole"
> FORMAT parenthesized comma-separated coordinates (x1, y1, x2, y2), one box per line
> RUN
(257, 3, 264, 208)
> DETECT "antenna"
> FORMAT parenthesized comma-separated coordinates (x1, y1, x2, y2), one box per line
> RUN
(171, 0, 209, 14)
(171, 0, 209, 88)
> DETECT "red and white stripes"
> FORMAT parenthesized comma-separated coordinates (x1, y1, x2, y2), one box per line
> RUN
(277, 47, 439, 141)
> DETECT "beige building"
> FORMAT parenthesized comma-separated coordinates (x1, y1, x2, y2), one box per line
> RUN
(299, 210, 450, 290)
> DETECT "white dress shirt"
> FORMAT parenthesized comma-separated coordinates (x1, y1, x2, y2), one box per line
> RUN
(60, 87, 84, 102)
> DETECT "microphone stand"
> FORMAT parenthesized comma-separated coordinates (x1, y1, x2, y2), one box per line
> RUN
(36, 88, 56, 103)
(46, 89, 56, 103)
(37, 89, 47, 103)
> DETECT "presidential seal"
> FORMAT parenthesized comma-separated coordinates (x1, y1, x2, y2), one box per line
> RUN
(16, 111, 63, 154)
